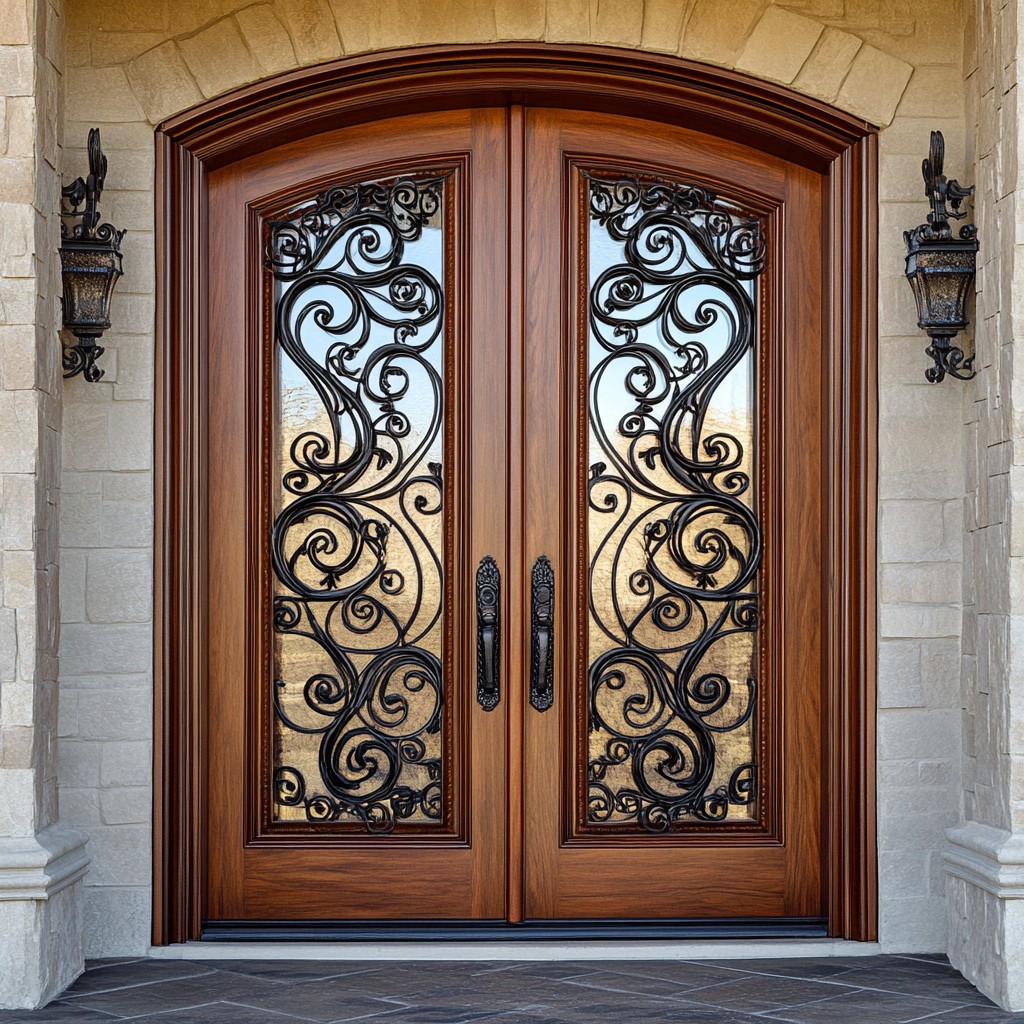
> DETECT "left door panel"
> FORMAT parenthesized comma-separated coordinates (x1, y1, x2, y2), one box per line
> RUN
(204, 109, 509, 924)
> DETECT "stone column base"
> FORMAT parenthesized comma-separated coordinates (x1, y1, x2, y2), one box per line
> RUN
(0, 824, 90, 1009)
(946, 822, 1024, 1011)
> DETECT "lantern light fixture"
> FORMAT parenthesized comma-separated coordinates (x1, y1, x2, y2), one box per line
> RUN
(904, 130, 979, 384)
(59, 128, 126, 382)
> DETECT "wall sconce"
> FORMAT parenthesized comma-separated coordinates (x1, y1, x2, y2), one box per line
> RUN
(59, 128, 126, 382)
(904, 130, 979, 383)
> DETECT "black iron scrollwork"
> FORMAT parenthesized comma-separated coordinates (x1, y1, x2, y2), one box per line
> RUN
(476, 556, 501, 711)
(267, 173, 449, 833)
(530, 556, 554, 712)
(585, 175, 762, 832)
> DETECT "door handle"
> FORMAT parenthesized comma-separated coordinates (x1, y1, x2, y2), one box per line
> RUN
(530, 555, 554, 712)
(476, 555, 501, 711)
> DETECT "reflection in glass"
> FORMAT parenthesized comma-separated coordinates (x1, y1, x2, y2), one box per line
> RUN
(584, 175, 765, 831)
(267, 174, 449, 832)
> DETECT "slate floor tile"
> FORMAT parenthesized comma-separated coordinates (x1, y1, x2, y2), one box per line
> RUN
(62, 976, 289, 1019)
(128, 1002, 322, 1023)
(757, 989, 980, 1024)
(230, 977, 409, 1023)
(678, 974, 864, 1014)
(62, 962, 218, 998)
(0, 1003, 123, 1024)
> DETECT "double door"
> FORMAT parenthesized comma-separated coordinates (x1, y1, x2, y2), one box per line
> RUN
(203, 105, 826, 930)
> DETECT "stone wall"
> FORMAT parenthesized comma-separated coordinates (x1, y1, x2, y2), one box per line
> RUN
(946, 0, 1024, 1010)
(0, 0, 90, 1010)
(56, 0, 965, 957)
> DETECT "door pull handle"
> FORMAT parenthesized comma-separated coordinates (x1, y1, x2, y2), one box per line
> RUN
(476, 555, 501, 711)
(530, 555, 554, 712)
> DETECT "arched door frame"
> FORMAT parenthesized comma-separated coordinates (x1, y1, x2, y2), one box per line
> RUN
(154, 43, 877, 944)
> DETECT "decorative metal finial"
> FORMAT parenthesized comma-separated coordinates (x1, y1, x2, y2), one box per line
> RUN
(59, 128, 126, 382)
(903, 130, 979, 383)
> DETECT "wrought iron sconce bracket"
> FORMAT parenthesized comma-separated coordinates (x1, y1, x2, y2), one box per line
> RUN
(904, 130, 979, 383)
(59, 128, 126, 382)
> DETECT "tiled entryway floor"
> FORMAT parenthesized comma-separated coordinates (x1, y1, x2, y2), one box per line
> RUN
(1, 955, 1019, 1024)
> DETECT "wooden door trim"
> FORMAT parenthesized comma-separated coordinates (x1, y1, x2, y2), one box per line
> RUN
(155, 43, 877, 944)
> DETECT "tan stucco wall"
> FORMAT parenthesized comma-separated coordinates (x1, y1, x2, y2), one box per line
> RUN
(54, 0, 966, 955)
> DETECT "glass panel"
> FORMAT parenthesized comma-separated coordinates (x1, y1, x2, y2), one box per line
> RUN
(585, 175, 765, 832)
(266, 174, 449, 833)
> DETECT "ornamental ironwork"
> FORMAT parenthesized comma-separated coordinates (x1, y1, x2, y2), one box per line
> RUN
(584, 175, 763, 832)
(267, 173, 450, 833)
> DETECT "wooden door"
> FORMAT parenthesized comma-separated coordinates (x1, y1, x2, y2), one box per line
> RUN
(205, 108, 511, 922)
(521, 109, 825, 923)
(200, 102, 831, 933)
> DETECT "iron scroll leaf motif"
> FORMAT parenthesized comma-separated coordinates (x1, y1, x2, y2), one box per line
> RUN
(476, 556, 501, 711)
(266, 173, 451, 834)
(584, 174, 763, 833)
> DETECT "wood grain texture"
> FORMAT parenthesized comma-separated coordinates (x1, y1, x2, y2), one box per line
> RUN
(154, 46, 877, 944)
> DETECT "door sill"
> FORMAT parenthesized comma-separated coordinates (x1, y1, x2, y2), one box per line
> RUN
(200, 918, 828, 942)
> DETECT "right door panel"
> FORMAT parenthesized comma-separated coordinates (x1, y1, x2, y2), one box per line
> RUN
(522, 108, 826, 922)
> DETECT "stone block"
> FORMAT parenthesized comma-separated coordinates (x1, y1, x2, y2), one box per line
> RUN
(680, 0, 767, 67)
(277, 0, 342, 64)
(107, 403, 152, 472)
(62, 404, 109, 473)
(100, 499, 153, 549)
(734, 6, 823, 86)
(0, 157, 34, 204)
(99, 786, 152, 826)
(179, 17, 262, 99)
(79, 824, 149, 886)
(126, 42, 203, 125)
(877, 638, 924, 709)
(836, 43, 914, 126)
(494, 0, 546, 40)
(879, 603, 962, 640)
(639, 0, 685, 53)
(881, 563, 962, 606)
(82, 887, 150, 958)
(60, 491, 102, 551)
(59, 786, 101, 827)
(0, 323, 37, 390)
(0, 768, 36, 835)
(78, 687, 151, 743)
(0, 46, 33, 97)
(236, 5, 298, 75)
(0, 0, 30, 46)
(85, 550, 152, 625)
(3, 551, 32, 610)
(64, 67, 144, 124)
(591, 0, 643, 47)
(792, 27, 862, 102)
(879, 500, 961, 563)
(545, 0, 590, 43)
(60, 623, 152, 676)
(99, 741, 151, 789)
(111, 338, 154, 404)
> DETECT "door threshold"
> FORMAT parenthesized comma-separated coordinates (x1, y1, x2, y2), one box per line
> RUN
(152, 935, 882, 961)
(199, 918, 827, 942)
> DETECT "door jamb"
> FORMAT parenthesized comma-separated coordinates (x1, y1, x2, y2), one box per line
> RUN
(154, 42, 878, 944)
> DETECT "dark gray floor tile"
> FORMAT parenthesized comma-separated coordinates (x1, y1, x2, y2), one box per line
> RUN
(130, 1002, 323, 1023)
(63, 975, 289, 1019)
(64, 963, 218, 998)
(696, 957, 867, 981)
(836, 963, 992, 1005)
(210, 962, 385, 986)
(230, 977, 409, 1023)
(757, 989, 978, 1024)
(913, 1005, 1024, 1023)
(0, 1002, 123, 1023)
(678, 974, 864, 1014)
